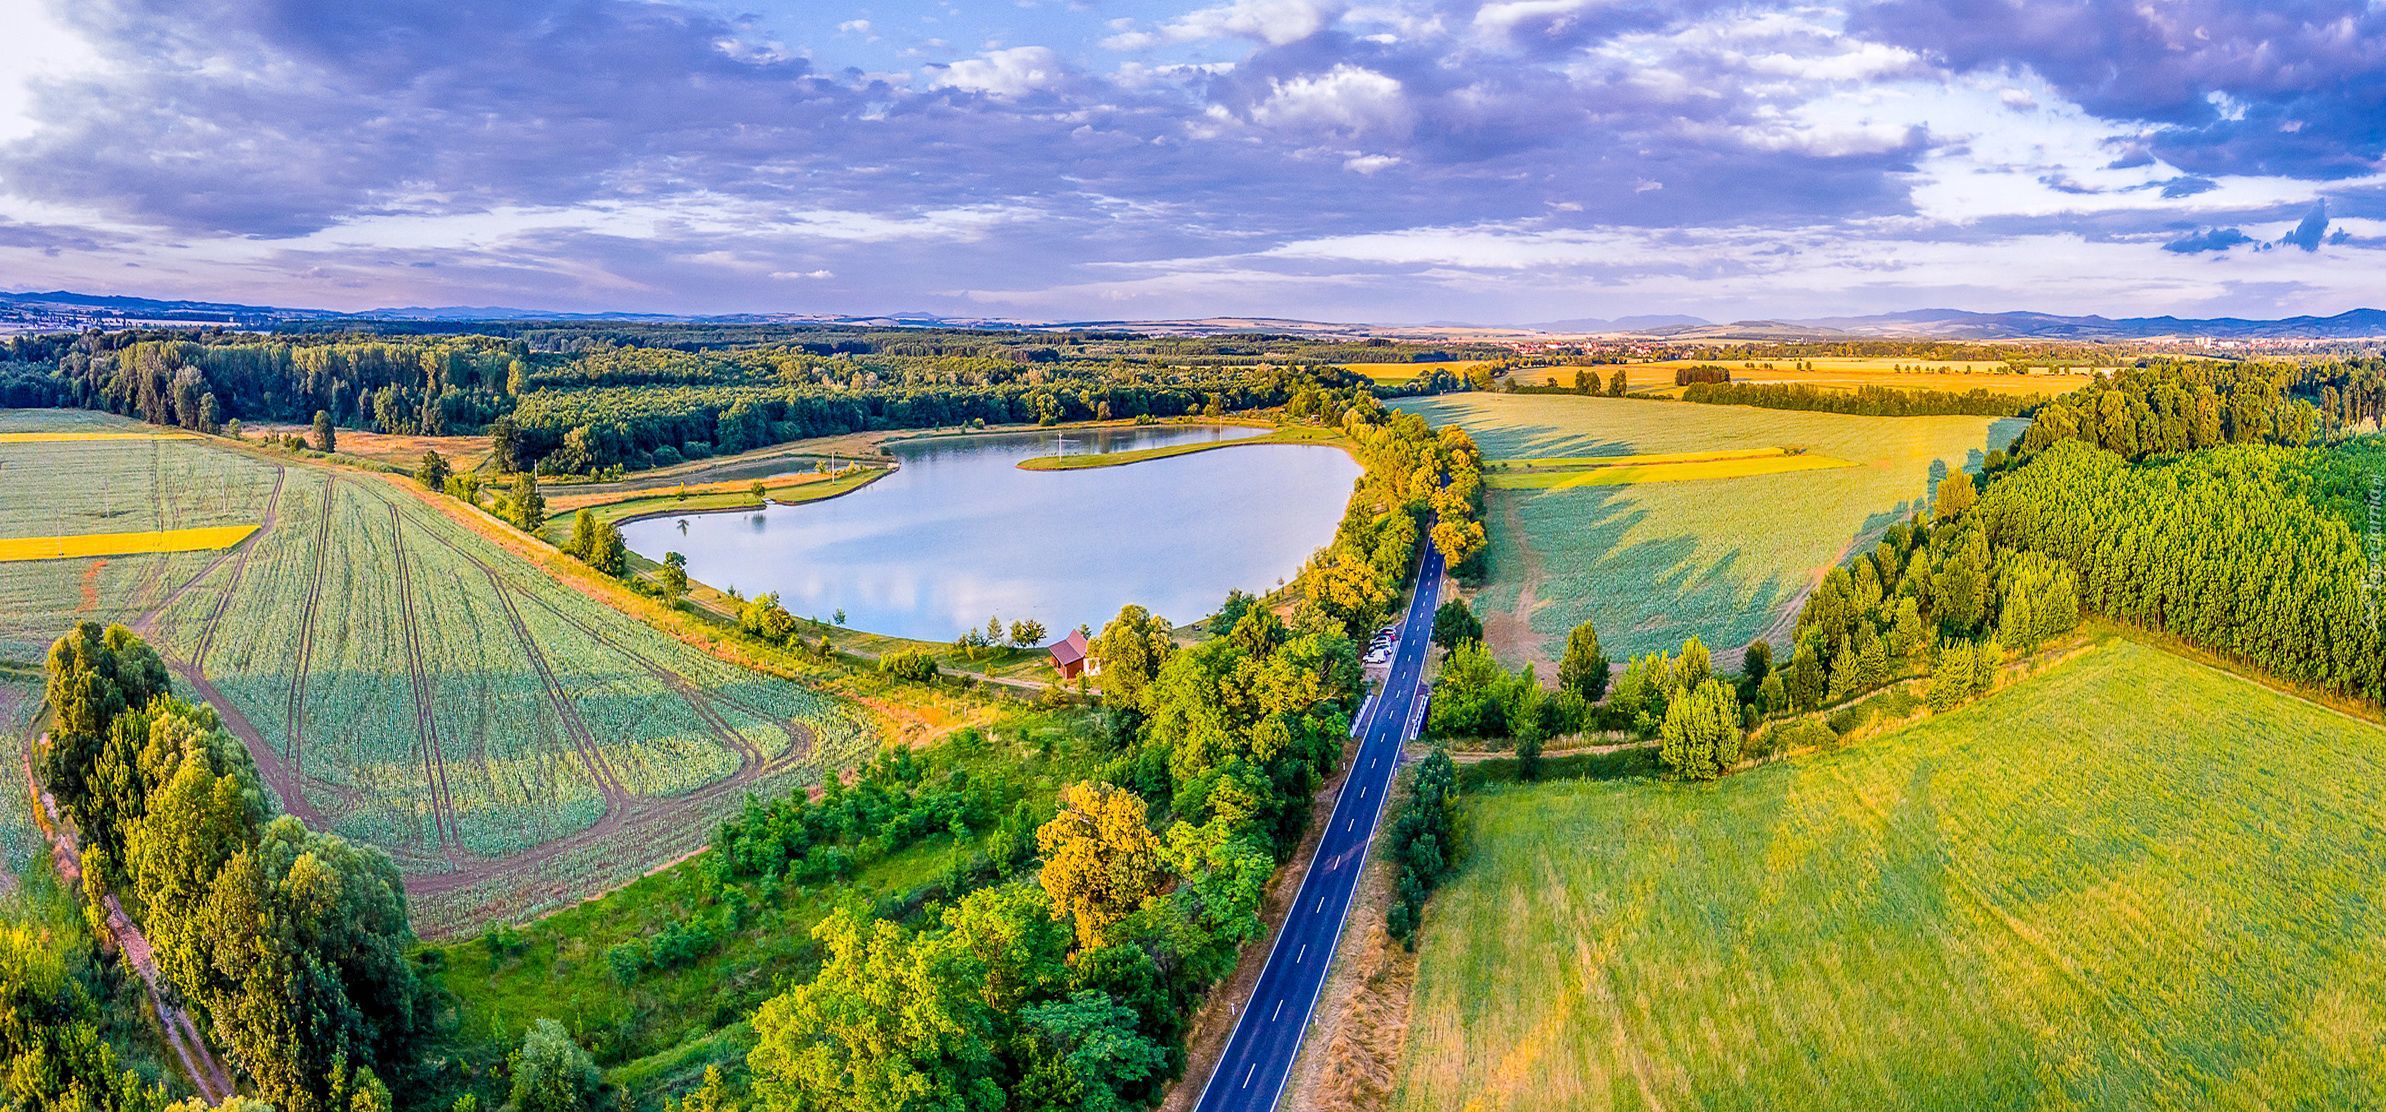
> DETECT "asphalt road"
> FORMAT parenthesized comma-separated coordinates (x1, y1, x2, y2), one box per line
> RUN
(1193, 540, 1445, 1112)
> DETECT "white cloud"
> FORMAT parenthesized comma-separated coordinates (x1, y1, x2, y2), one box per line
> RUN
(934, 46, 1067, 98)
(771, 268, 836, 280)
(1104, 0, 1342, 50)
(0, 0, 105, 144)
(1251, 65, 1412, 137)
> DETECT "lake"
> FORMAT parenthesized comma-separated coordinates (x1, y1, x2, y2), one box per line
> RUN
(620, 425, 1361, 641)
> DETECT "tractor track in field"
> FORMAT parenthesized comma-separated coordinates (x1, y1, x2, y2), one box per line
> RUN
(143, 465, 285, 646)
(514, 587, 776, 773)
(388, 503, 460, 856)
(121, 438, 173, 615)
(278, 476, 338, 806)
(477, 562, 631, 808)
(167, 663, 332, 829)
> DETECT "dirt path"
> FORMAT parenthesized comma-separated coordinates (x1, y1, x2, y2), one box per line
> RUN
(26, 743, 237, 1104)
(169, 663, 333, 829)
(1477, 494, 1553, 673)
(479, 564, 632, 806)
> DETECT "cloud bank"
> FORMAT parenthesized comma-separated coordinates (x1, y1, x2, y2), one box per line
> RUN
(0, 0, 2380, 322)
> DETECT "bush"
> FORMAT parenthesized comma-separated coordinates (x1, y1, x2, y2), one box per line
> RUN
(878, 649, 939, 683)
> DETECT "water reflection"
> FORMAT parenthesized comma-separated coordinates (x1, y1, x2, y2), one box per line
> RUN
(620, 425, 1360, 640)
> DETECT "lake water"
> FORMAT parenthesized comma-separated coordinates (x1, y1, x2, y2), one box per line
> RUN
(620, 425, 1361, 641)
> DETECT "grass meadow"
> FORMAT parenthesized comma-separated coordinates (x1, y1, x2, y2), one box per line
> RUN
(1395, 637, 2386, 1110)
(1392, 393, 2020, 667)
(0, 410, 882, 935)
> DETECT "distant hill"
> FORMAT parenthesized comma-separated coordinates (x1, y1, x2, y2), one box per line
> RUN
(5, 287, 2385, 342)
(1634, 307, 2386, 341)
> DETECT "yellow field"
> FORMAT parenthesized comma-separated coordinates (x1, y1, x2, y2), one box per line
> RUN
(1558, 356, 2104, 397)
(1342, 360, 1494, 385)
(0, 524, 257, 562)
(1484, 448, 1856, 489)
(0, 431, 201, 443)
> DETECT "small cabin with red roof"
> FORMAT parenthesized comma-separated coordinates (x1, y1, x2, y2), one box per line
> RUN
(1049, 630, 1094, 680)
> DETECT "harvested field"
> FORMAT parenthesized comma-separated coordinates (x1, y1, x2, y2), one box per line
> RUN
(1577, 356, 2102, 397)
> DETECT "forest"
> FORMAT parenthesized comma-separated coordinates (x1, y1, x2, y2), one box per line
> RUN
(0, 325, 1486, 474)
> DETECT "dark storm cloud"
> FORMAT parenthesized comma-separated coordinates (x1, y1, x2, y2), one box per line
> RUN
(1854, 0, 2386, 179)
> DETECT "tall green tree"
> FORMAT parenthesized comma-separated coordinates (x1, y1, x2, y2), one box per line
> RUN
(1430, 599, 1482, 653)
(1556, 620, 1609, 700)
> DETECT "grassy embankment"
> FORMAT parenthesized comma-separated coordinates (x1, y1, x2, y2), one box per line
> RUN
(540, 465, 891, 538)
(1391, 392, 2020, 669)
(432, 708, 1111, 1105)
(1396, 636, 2386, 1109)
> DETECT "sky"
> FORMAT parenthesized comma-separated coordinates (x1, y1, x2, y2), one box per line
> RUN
(0, 0, 2383, 324)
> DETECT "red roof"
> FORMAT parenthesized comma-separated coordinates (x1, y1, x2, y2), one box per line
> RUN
(1049, 629, 1089, 666)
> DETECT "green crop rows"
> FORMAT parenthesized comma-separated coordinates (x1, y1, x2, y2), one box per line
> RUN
(1, 409, 878, 935)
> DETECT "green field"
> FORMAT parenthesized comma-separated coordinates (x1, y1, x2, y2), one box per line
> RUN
(1396, 637, 2386, 1109)
(1392, 393, 2020, 666)
(0, 410, 880, 935)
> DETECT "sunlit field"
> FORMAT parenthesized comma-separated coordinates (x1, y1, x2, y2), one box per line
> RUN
(1398, 637, 2386, 1110)
(1544, 356, 2102, 397)
(1392, 393, 2018, 666)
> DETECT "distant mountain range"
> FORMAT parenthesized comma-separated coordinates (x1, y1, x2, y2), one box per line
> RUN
(5, 288, 2386, 343)
(1617, 308, 2386, 341)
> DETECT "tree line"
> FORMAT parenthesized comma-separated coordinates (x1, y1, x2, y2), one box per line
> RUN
(1681, 381, 2036, 417)
(37, 623, 428, 1112)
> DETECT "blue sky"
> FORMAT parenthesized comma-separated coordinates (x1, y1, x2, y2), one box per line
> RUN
(0, 0, 2382, 323)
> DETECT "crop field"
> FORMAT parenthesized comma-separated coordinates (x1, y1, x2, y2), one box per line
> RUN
(1342, 360, 1494, 385)
(1565, 356, 2102, 397)
(1482, 447, 1855, 489)
(1393, 393, 2019, 667)
(0, 524, 257, 562)
(0, 410, 280, 664)
(1395, 637, 2386, 1110)
(0, 410, 882, 935)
